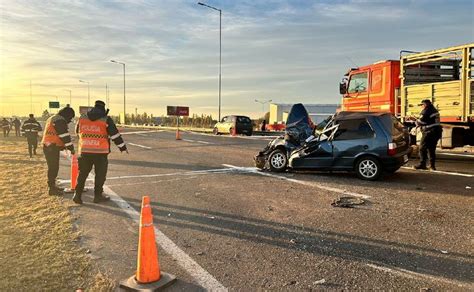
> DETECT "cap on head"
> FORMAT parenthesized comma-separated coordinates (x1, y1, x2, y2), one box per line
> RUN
(95, 100, 106, 108)
(420, 99, 431, 105)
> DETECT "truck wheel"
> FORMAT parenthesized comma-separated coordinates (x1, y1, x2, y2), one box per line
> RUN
(355, 156, 381, 180)
(268, 149, 288, 172)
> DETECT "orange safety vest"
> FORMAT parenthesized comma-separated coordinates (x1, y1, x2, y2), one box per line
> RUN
(42, 115, 66, 147)
(78, 115, 110, 154)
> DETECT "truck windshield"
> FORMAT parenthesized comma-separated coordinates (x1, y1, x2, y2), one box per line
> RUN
(348, 72, 368, 93)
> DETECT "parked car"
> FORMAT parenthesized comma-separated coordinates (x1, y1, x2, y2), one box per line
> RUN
(213, 115, 253, 136)
(254, 104, 410, 180)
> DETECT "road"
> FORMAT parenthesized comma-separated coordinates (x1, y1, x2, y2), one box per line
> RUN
(60, 129, 474, 291)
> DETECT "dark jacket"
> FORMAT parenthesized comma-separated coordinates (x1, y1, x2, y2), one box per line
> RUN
(76, 106, 127, 152)
(21, 118, 42, 136)
(416, 104, 442, 134)
(1, 119, 10, 129)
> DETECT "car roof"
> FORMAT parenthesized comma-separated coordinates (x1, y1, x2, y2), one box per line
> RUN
(334, 111, 391, 121)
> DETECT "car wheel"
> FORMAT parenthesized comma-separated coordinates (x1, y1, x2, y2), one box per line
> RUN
(213, 127, 219, 135)
(268, 149, 288, 172)
(355, 156, 381, 180)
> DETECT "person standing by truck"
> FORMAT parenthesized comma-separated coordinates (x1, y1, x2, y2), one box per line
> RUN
(1, 118, 10, 137)
(414, 99, 442, 171)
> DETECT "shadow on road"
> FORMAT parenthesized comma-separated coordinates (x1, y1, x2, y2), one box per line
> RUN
(86, 195, 474, 284)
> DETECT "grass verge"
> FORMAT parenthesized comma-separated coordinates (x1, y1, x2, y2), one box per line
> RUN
(0, 137, 114, 291)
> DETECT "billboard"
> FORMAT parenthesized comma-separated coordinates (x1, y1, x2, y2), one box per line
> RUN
(167, 106, 189, 117)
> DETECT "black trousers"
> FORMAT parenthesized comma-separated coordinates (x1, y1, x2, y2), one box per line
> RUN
(27, 135, 38, 157)
(15, 127, 20, 136)
(75, 153, 108, 197)
(2, 127, 8, 137)
(43, 145, 60, 188)
(419, 130, 441, 167)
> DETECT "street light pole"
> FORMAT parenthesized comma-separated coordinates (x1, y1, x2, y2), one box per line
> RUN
(197, 2, 222, 121)
(110, 60, 126, 124)
(79, 80, 90, 106)
(65, 89, 72, 106)
(255, 99, 273, 113)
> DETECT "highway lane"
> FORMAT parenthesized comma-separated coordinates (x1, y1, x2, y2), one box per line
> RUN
(62, 129, 474, 290)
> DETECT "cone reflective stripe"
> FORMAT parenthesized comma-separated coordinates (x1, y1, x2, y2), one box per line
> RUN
(136, 196, 161, 283)
(71, 155, 78, 190)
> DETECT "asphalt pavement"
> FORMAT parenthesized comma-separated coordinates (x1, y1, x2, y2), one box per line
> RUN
(58, 129, 474, 291)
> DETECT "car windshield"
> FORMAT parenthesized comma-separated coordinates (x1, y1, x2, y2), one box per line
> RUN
(237, 116, 251, 123)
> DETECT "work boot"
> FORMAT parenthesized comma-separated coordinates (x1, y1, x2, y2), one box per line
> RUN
(429, 166, 436, 171)
(93, 193, 110, 203)
(48, 186, 64, 196)
(72, 193, 83, 205)
(413, 164, 427, 170)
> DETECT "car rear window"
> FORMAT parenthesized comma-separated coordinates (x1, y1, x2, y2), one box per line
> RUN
(334, 118, 374, 140)
(237, 116, 251, 123)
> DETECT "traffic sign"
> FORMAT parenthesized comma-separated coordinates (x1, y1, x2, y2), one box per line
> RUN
(49, 101, 60, 109)
(167, 106, 189, 117)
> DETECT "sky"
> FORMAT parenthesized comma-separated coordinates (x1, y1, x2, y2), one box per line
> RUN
(1, 0, 473, 118)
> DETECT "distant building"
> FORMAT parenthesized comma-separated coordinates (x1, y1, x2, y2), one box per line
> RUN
(269, 103, 339, 125)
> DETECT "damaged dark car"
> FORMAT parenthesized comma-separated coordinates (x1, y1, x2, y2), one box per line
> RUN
(255, 103, 410, 180)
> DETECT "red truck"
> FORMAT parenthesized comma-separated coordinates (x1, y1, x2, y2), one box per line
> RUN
(339, 43, 474, 148)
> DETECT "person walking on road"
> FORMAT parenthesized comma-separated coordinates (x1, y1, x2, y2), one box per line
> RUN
(414, 99, 442, 171)
(13, 118, 21, 136)
(73, 100, 128, 204)
(22, 114, 43, 157)
(42, 106, 75, 196)
(1, 118, 10, 137)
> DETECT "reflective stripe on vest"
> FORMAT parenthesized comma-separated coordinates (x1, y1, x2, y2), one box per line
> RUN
(42, 115, 66, 147)
(78, 116, 109, 154)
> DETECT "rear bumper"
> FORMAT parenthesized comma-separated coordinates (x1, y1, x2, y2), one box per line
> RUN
(382, 151, 409, 171)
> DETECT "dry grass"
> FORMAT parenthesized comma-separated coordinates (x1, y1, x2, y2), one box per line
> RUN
(0, 137, 114, 291)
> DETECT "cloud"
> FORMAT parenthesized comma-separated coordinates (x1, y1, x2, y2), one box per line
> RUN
(1, 0, 472, 118)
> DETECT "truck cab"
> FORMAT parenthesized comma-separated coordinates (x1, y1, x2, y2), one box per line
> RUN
(340, 60, 401, 115)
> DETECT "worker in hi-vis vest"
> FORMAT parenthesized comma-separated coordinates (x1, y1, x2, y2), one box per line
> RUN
(72, 100, 127, 204)
(42, 106, 75, 196)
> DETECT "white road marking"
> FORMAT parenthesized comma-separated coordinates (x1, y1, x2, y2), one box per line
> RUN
(438, 152, 474, 158)
(57, 168, 239, 184)
(121, 130, 162, 135)
(135, 133, 149, 137)
(366, 263, 471, 288)
(104, 185, 227, 291)
(401, 167, 473, 178)
(187, 131, 276, 141)
(222, 164, 371, 199)
(106, 176, 197, 187)
(182, 139, 213, 145)
(128, 143, 152, 149)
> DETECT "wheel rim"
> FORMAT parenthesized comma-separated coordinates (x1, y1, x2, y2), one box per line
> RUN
(271, 152, 286, 169)
(358, 159, 378, 178)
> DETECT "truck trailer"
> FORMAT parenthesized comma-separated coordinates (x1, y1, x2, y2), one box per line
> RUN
(339, 43, 474, 148)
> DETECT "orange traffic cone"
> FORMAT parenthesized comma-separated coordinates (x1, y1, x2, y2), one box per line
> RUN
(119, 196, 176, 291)
(64, 155, 79, 193)
(231, 126, 237, 137)
(176, 129, 181, 140)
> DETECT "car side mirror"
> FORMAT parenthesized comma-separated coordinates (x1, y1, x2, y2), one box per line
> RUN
(339, 81, 347, 95)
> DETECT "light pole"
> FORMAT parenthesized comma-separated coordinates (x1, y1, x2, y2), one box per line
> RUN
(79, 80, 90, 106)
(197, 2, 222, 121)
(110, 60, 126, 124)
(64, 89, 72, 106)
(255, 99, 272, 113)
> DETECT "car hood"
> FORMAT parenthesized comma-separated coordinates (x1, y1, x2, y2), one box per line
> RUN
(285, 103, 313, 145)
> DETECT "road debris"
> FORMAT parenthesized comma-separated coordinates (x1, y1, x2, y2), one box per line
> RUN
(313, 279, 326, 285)
(331, 196, 365, 208)
(290, 239, 297, 244)
(440, 250, 449, 254)
(466, 186, 472, 189)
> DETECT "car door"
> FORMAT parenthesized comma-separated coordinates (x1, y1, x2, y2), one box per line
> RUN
(331, 118, 376, 169)
(218, 116, 228, 132)
(300, 140, 334, 168)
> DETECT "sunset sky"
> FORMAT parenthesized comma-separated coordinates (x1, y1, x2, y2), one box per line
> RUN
(1, 0, 473, 118)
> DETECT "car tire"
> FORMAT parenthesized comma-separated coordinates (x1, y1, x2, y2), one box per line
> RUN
(268, 149, 288, 172)
(355, 156, 381, 180)
(213, 127, 219, 135)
